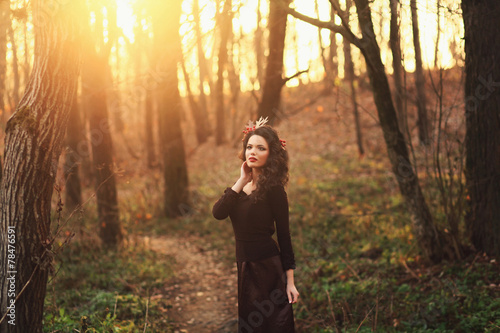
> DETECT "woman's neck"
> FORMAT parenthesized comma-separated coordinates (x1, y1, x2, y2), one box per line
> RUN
(252, 168, 262, 184)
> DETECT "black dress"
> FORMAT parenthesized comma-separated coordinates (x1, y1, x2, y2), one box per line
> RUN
(213, 185, 296, 332)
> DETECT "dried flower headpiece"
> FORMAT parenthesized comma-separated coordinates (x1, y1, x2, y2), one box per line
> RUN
(242, 116, 287, 150)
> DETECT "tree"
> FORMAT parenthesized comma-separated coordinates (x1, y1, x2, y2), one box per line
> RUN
(389, 0, 406, 133)
(284, 0, 459, 262)
(215, 0, 232, 145)
(257, 0, 292, 124)
(410, 0, 430, 145)
(81, 2, 122, 247)
(63, 93, 83, 211)
(342, 0, 363, 156)
(462, 0, 500, 256)
(153, 1, 189, 217)
(0, 1, 82, 331)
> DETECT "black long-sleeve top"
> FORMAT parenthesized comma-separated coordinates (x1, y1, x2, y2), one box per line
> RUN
(212, 185, 296, 270)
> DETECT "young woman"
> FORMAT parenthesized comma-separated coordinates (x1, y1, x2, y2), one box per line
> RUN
(213, 119, 299, 332)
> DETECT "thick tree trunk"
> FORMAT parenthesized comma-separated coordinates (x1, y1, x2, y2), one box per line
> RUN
(257, 0, 291, 124)
(462, 0, 500, 256)
(343, 0, 363, 156)
(0, 1, 81, 331)
(353, 0, 454, 262)
(410, 0, 430, 145)
(389, 0, 406, 133)
(64, 92, 83, 211)
(215, 0, 232, 145)
(0, 0, 8, 122)
(154, 1, 189, 217)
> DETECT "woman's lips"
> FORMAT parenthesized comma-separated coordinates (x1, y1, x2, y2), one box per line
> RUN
(248, 158, 257, 162)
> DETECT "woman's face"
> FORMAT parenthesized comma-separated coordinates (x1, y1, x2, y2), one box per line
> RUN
(245, 135, 270, 169)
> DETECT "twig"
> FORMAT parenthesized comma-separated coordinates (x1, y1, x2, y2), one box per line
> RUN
(339, 255, 361, 281)
(143, 292, 150, 333)
(402, 260, 421, 281)
(355, 305, 375, 333)
(465, 253, 480, 276)
(325, 289, 341, 333)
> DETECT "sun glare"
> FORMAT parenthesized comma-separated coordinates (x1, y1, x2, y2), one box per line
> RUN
(115, 0, 135, 43)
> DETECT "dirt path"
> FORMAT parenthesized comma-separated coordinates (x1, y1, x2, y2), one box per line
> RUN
(147, 235, 238, 333)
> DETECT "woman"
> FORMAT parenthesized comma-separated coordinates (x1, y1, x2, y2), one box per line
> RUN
(213, 118, 299, 332)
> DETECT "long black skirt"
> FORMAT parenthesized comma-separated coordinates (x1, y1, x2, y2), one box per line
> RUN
(237, 255, 295, 333)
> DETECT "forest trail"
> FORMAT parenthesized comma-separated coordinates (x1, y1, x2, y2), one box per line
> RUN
(147, 235, 238, 332)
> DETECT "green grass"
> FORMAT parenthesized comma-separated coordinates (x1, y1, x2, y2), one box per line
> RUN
(44, 141, 500, 332)
(43, 236, 176, 332)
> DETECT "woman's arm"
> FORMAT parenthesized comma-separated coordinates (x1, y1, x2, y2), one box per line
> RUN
(212, 162, 252, 220)
(286, 269, 299, 304)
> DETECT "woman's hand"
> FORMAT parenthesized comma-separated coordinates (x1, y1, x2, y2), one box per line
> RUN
(240, 161, 252, 183)
(286, 283, 299, 304)
(231, 161, 252, 193)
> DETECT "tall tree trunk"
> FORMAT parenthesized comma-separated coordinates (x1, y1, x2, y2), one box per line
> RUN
(434, 0, 441, 69)
(0, 1, 81, 331)
(327, 6, 338, 83)
(352, 0, 454, 262)
(257, 0, 291, 124)
(343, 0, 364, 156)
(462, 0, 500, 256)
(255, 0, 265, 89)
(410, 0, 430, 145)
(81, 2, 122, 247)
(154, 1, 189, 217)
(193, 0, 211, 137)
(390, 0, 406, 133)
(215, 0, 232, 145)
(64, 91, 83, 211)
(144, 86, 156, 168)
(0, 0, 8, 122)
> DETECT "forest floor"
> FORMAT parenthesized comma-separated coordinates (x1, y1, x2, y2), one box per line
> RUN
(42, 67, 500, 332)
(146, 234, 238, 333)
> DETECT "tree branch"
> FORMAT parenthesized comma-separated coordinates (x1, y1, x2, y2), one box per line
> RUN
(283, 69, 309, 84)
(279, 0, 363, 49)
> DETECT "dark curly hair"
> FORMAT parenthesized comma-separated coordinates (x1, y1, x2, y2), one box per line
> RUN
(239, 125, 289, 201)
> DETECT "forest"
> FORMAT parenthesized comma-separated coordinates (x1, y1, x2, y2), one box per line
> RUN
(0, 0, 499, 332)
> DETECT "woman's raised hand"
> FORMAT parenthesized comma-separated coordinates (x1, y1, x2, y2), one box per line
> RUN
(240, 161, 253, 183)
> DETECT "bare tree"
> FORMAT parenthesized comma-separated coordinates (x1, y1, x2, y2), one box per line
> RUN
(462, 0, 500, 256)
(411, 0, 430, 145)
(257, 0, 292, 124)
(0, 1, 82, 331)
(81, 2, 123, 247)
(284, 0, 458, 262)
(389, 0, 406, 133)
(215, 0, 232, 145)
(152, 1, 189, 217)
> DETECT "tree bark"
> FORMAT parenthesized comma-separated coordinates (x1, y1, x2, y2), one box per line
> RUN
(462, 0, 500, 256)
(257, 0, 291, 124)
(215, 0, 232, 145)
(0, 1, 82, 331)
(389, 0, 406, 133)
(255, 0, 265, 89)
(154, 1, 189, 217)
(410, 0, 430, 145)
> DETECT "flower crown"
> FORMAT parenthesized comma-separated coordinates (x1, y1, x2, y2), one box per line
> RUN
(242, 116, 287, 150)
